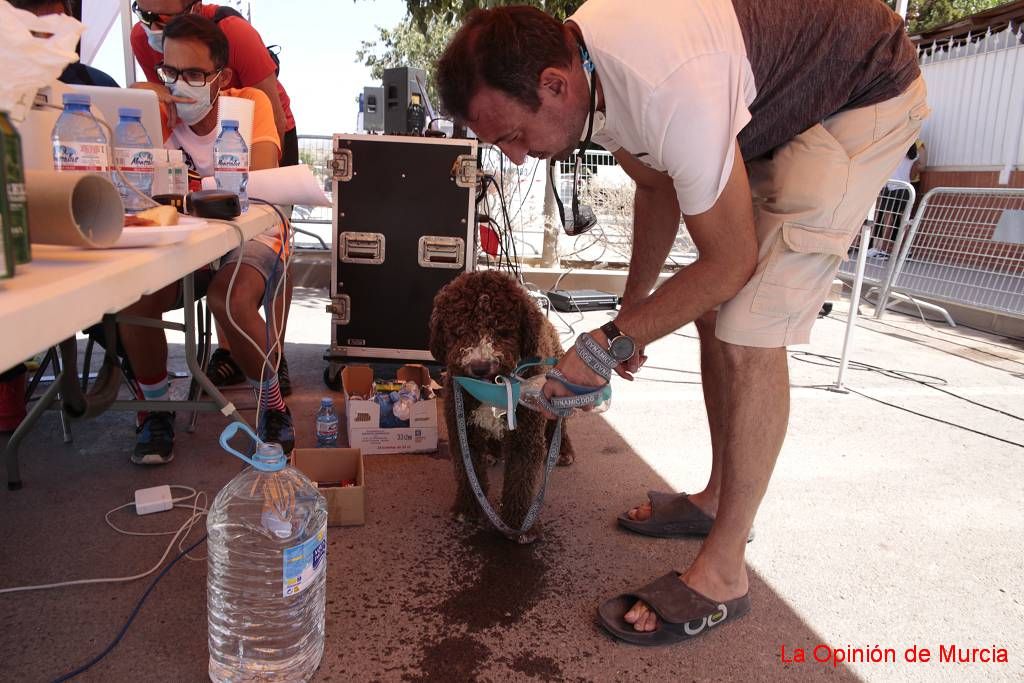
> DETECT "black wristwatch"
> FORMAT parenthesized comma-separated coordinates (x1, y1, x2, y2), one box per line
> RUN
(600, 320, 637, 363)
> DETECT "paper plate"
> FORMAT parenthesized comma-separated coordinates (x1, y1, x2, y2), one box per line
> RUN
(111, 214, 209, 248)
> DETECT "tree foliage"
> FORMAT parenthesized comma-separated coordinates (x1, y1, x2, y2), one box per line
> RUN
(354, 15, 456, 107)
(888, 0, 1009, 32)
(404, 0, 581, 31)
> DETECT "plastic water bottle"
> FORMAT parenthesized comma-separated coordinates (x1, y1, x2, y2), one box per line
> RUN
(207, 440, 328, 681)
(214, 119, 249, 212)
(152, 149, 188, 201)
(315, 398, 339, 448)
(113, 107, 154, 212)
(51, 93, 109, 175)
(166, 148, 188, 196)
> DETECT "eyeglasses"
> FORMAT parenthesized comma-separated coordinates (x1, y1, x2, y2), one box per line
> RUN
(132, 0, 201, 28)
(156, 63, 222, 87)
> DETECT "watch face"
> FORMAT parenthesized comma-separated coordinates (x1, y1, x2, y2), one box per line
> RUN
(609, 335, 635, 362)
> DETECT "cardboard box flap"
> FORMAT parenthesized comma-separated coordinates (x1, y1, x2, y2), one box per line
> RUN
(397, 364, 431, 388)
(341, 365, 374, 397)
(293, 448, 363, 486)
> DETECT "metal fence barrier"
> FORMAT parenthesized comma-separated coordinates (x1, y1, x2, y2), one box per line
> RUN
(838, 179, 916, 301)
(881, 187, 1024, 324)
(291, 135, 334, 249)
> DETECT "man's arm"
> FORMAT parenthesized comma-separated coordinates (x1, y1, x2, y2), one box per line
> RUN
(250, 74, 288, 140)
(251, 141, 279, 171)
(541, 140, 758, 408)
(612, 148, 680, 309)
(614, 140, 758, 345)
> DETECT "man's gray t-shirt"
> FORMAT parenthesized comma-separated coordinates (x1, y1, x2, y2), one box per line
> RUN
(732, 0, 919, 160)
(571, 0, 920, 215)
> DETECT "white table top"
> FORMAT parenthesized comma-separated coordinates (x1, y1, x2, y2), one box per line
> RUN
(0, 207, 279, 372)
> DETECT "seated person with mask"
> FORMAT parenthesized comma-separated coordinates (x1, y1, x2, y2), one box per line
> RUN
(122, 13, 292, 465)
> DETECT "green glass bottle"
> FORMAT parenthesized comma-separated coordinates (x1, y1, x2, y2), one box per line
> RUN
(0, 110, 31, 266)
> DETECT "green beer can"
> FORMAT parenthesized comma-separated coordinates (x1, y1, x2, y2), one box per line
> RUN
(0, 109, 31, 266)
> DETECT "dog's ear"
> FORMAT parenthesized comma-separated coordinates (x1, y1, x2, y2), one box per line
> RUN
(428, 288, 448, 363)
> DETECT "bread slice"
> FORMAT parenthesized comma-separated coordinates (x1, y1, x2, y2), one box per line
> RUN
(135, 205, 180, 227)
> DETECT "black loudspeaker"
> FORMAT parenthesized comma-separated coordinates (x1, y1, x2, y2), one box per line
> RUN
(383, 66, 427, 135)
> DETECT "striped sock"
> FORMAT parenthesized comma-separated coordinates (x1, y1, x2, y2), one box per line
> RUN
(250, 372, 287, 413)
(135, 373, 169, 424)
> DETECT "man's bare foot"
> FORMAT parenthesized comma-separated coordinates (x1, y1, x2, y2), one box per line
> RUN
(625, 491, 718, 522)
(623, 562, 749, 632)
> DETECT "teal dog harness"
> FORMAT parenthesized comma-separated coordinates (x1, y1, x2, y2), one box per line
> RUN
(451, 334, 618, 538)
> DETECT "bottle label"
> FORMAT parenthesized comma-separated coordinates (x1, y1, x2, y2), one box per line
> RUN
(53, 142, 108, 172)
(315, 418, 338, 440)
(215, 151, 249, 173)
(282, 523, 327, 598)
(114, 147, 155, 174)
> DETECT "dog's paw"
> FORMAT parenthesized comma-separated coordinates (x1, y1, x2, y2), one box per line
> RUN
(451, 506, 480, 525)
(507, 523, 542, 545)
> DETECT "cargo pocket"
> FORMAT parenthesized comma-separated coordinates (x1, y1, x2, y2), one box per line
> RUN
(750, 223, 850, 316)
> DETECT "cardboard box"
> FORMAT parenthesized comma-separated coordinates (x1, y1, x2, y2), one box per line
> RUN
(341, 364, 439, 455)
(292, 447, 365, 526)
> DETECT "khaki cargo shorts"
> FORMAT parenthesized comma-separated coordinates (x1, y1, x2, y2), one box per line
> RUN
(715, 76, 930, 348)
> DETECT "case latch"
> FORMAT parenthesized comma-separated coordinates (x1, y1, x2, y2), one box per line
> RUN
(339, 232, 385, 264)
(451, 154, 478, 188)
(418, 236, 465, 269)
(332, 146, 353, 182)
(327, 295, 351, 324)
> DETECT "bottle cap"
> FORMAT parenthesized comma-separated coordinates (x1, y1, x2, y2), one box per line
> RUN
(321, 397, 334, 406)
(253, 442, 287, 471)
(118, 107, 142, 119)
(221, 119, 239, 129)
(62, 93, 91, 107)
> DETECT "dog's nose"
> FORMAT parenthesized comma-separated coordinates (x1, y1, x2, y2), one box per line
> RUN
(468, 361, 496, 378)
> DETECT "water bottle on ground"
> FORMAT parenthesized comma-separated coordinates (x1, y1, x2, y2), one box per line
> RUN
(208, 435, 328, 682)
(51, 93, 109, 176)
(113, 107, 154, 212)
(315, 398, 339, 448)
(214, 119, 249, 212)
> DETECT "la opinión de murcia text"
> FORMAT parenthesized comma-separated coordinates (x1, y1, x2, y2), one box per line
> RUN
(779, 644, 1009, 668)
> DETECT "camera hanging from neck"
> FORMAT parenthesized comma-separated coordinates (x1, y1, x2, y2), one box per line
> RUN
(550, 39, 599, 236)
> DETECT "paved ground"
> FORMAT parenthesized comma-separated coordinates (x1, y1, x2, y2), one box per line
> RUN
(2, 286, 1022, 682)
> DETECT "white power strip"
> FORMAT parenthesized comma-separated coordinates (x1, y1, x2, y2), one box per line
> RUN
(134, 485, 173, 515)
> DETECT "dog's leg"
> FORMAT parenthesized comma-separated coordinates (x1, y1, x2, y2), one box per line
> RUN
(445, 387, 488, 523)
(500, 410, 548, 544)
(547, 419, 574, 466)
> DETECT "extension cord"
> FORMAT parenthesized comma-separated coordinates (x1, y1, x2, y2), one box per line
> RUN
(134, 485, 173, 515)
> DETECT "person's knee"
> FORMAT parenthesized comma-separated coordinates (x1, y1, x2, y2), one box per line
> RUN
(720, 341, 785, 371)
(209, 266, 265, 319)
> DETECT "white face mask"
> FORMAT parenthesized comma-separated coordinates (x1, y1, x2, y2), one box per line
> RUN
(142, 24, 163, 53)
(171, 80, 218, 126)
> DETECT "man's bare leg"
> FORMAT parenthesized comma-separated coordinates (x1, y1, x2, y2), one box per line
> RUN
(206, 264, 275, 380)
(626, 311, 728, 521)
(118, 284, 180, 380)
(625, 338, 790, 631)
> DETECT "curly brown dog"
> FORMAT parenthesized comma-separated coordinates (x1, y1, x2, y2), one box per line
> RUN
(429, 270, 574, 544)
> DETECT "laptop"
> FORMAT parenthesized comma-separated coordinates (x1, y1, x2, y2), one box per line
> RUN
(16, 82, 163, 172)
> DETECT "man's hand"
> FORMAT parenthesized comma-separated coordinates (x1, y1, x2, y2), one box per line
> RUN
(130, 81, 193, 130)
(614, 345, 647, 381)
(539, 341, 607, 420)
